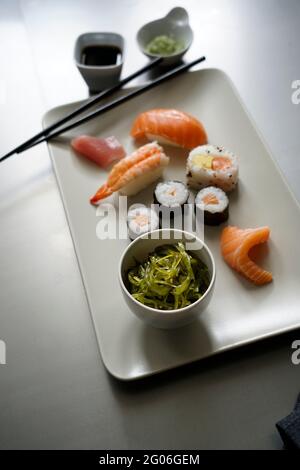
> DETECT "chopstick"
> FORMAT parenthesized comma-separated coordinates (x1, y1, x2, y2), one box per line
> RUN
(2, 56, 206, 159)
(0, 57, 163, 163)
(24, 56, 206, 151)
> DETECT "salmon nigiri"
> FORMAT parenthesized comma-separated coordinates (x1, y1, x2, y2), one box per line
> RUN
(130, 108, 207, 150)
(220, 226, 272, 285)
(90, 142, 169, 205)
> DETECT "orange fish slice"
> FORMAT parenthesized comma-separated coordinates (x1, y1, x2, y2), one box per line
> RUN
(202, 193, 219, 205)
(211, 156, 232, 171)
(220, 226, 272, 285)
(130, 108, 207, 150)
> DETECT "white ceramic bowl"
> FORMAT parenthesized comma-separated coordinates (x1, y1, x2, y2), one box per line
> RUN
(74, 32, 124, 92)
(136, 7, 194, 66)
(119, 229, 215, 329)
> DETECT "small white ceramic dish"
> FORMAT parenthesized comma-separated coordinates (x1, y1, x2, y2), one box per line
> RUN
(136, 7, 193, 65)
(119, 229, 216, 329)
(74, 32, 124, 92)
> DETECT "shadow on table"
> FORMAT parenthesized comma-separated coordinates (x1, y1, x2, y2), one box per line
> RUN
(106, 327, 300, 392)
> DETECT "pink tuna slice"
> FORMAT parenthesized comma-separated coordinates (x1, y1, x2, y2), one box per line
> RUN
(71, 135, 126, 168)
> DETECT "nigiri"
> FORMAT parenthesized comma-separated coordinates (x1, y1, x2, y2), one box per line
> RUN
(90, 142, 169, 205)
(71, 135, 125, 168)
(220, 225, 272, 285)
(130, 108, 207, 149)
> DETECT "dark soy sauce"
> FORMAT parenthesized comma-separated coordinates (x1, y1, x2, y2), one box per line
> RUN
(81, 45, 122, 66)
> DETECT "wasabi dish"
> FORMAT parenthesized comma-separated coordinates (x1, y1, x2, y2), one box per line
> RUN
(145, 35, 184, 56)
(127, 242, 210, 310)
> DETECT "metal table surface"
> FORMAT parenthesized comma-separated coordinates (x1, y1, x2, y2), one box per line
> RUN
(0, 0, 299, 450)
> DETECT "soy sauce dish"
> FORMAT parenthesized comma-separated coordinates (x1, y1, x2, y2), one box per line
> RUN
(119, 229, 216, 329)
(74, 32, 124, 92)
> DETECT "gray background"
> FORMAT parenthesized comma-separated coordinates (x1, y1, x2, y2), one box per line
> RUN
(0, 0, 299, 449)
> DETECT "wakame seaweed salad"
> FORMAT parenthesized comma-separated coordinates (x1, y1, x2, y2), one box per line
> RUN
(127, 242, 210, 310)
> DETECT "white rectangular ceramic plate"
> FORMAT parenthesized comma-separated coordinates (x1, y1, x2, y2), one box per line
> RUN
(44, 68, 300, 380)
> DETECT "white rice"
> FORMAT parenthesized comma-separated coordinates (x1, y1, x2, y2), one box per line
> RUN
(145, 133, 181, 147)
(186, 144, 238, 192)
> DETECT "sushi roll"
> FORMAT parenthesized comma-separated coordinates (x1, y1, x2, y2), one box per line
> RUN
(154, 180, 189, 209)
(195, 187, 229, 226)
(127, 206, 159, 240)
(186, 144, 238, 192)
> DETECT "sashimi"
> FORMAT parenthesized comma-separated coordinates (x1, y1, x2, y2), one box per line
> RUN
(220, 225, 272, 285)
(130, 108, 207, 149)
(71, 135, 125, 168)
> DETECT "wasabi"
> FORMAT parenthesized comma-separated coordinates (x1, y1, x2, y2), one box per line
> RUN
(146, 35, 184, 56)
(127, 242, 210, 310)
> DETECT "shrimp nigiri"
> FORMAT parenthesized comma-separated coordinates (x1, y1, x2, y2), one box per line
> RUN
(90, 142, 169, 205)
(130, 108, 207, 150)
(221, 225, 272, 285)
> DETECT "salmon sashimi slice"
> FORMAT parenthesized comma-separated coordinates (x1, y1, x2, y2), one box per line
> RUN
(130, 108, 207, 150)
(220, 226, 272, 285)
(71, 135, 125, 168)
(90, 142, 169, 205)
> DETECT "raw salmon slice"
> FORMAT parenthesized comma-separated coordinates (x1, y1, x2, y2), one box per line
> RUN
(220, 226, 272, 285)
(130, 108, 207, 150)
(71, 135, 125, 168)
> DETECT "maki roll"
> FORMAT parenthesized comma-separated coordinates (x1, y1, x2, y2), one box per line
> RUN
(154, 180, 189, 209)
(186, 144, 238, 192)
(154, 180, 189, 227)
(195, 186, 229, 226)
(127, 206, 159, 240)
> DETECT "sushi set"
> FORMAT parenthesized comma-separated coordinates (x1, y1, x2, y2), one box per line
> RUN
(44, 68, 300, 380)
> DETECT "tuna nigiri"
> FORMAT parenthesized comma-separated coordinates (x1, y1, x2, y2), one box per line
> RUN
(130, 108, 207, 149)
(71, 135, 125, 168)
(90, 142, 169, 205)
(220, 226, 272, 285)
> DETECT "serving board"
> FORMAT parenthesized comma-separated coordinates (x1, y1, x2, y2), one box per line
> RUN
(44, 68, 300, 380)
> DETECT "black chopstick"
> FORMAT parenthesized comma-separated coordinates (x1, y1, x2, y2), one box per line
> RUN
(0, 57, 163, 163)
(17, 56, 206, 153)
